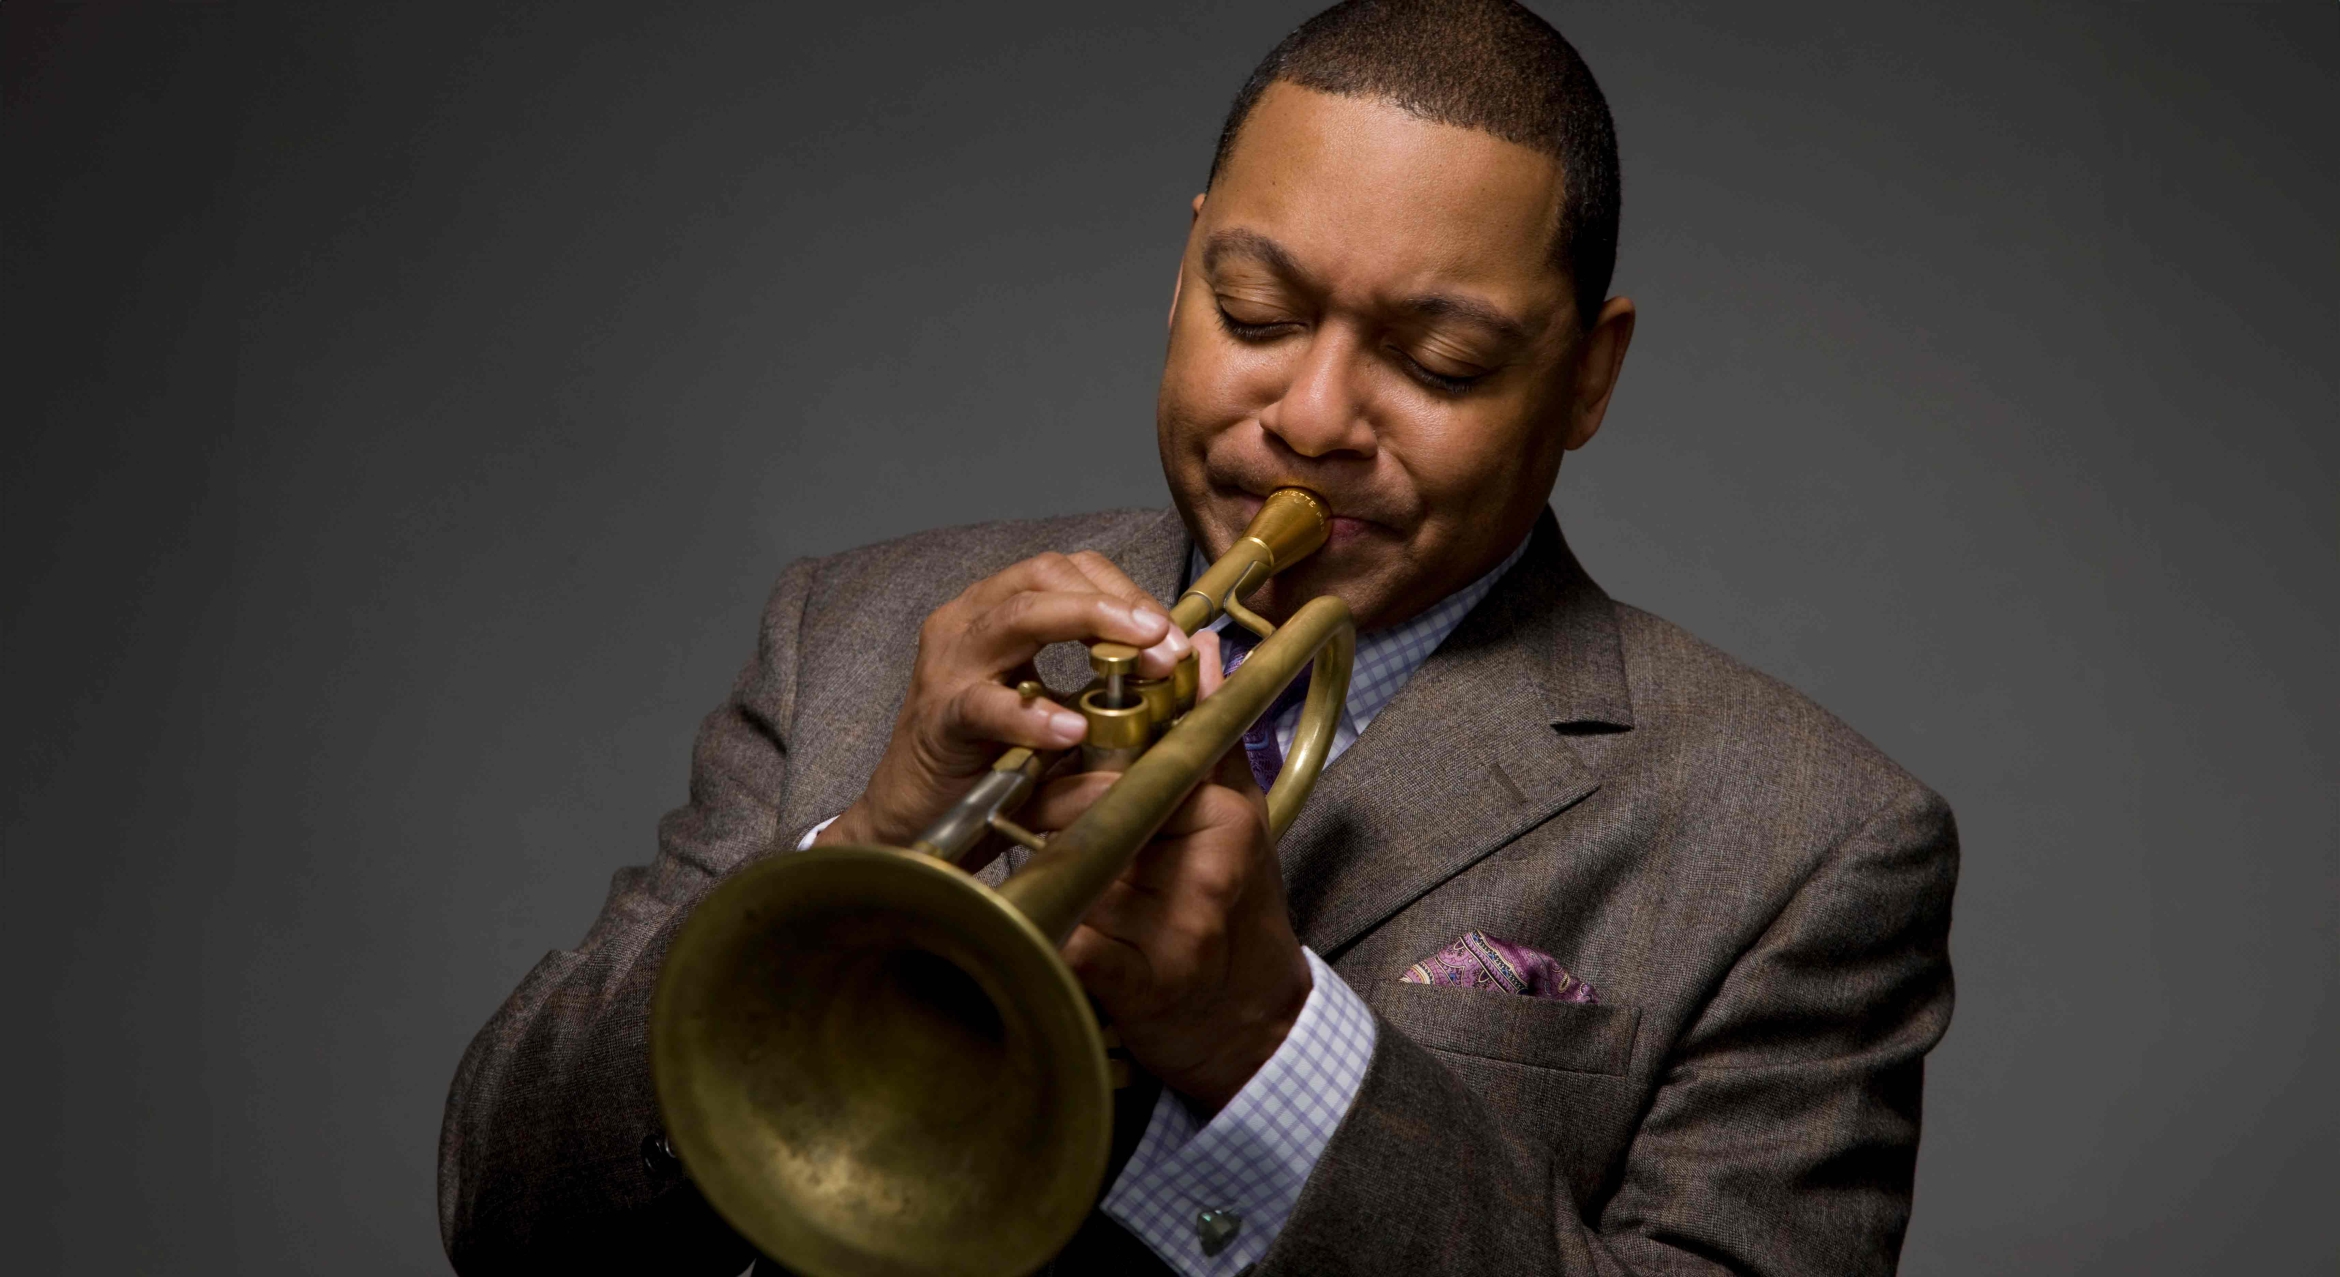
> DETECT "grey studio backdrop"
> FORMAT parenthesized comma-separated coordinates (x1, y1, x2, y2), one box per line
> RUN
(6, 2, 2333, 1273)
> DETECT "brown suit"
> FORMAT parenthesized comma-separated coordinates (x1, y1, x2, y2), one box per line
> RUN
(439, 507, 1957, 1275)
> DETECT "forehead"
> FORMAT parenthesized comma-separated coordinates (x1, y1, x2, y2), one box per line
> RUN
(1206, 82, 1570, 308)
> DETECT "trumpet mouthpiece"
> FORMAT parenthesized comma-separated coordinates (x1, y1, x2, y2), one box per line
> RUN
(1243, 487, 1332, 571)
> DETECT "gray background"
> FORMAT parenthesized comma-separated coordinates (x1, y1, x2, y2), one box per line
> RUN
(7, 2, 2333, 1272)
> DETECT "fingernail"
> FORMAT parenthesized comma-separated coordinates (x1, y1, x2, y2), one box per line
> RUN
(1131, 605, 1169, 634)
(1049, 710, 1086, 739)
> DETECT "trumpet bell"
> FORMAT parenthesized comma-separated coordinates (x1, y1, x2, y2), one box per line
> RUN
(652, 844, 1112, 1277)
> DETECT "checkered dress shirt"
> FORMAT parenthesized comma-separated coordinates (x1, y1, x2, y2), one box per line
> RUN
(1099, 535, 1530, 1274)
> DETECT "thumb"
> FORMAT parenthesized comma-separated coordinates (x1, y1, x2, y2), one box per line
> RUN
(1210, 724, 1269, 814)
(1193, 627, 1225, 698)
(1184, 627, 1268, 809)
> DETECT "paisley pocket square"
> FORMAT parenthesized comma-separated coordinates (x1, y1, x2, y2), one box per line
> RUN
(1400, 930, 1599, 1004)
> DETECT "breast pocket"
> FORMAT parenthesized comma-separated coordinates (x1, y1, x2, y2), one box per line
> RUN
(1369, 981, 1646, 1211)
(1371, 980, 1640, 1076)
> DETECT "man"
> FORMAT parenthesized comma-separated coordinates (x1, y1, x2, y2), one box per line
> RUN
(439, 2, 1957, 1274)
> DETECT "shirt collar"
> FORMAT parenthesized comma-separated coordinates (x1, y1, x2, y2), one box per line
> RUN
(1188, 532, 1533, 741)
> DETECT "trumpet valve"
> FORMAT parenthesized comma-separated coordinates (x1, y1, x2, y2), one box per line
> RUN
(1078, 687, 1150, 773)
(1090, 642, 1139, 708)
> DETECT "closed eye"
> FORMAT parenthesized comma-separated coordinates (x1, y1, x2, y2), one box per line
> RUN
(1390, 346, 1490, 395)
(1214, 303, 1301, 342)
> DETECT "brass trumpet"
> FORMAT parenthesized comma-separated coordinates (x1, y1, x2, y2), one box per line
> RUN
(650, 488, 1355, 1277)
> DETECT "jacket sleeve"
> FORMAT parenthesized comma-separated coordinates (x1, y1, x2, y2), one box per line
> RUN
(1258, 783, 1959, 1276)
(436, 559, 820, 1274)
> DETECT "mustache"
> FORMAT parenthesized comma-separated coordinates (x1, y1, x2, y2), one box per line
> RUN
(1205, 463, 1410, 529)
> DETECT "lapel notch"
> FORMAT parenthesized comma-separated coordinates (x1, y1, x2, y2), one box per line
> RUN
(1279, 512, 1633, 956)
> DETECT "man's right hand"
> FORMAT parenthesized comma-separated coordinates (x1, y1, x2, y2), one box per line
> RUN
(812, 550, 1190, 851)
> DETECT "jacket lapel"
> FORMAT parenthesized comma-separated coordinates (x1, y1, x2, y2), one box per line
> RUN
(1279, 512, 1634, 956)
(1116, 507, 1195, 603)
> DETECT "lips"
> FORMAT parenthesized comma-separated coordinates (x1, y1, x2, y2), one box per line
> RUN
(1224, 484, 1398, 535)
(1203, 492, 1393, 570)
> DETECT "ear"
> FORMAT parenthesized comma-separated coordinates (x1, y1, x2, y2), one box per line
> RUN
(1563, 296, 1636, 451)
(1170, 192, 1208, 330)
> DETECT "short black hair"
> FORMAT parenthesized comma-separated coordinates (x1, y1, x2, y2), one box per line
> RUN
(1209, 0, 1620, 327)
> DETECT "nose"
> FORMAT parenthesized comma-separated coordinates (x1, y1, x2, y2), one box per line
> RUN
(1257, 325, 1377, 460)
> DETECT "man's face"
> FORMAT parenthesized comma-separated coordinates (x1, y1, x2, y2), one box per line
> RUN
(1158, 82, 1625, 631)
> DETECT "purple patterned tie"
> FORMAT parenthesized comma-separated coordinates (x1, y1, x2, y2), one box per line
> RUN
(1400, 931, 1600, 1003)
(1219, 626, 1313, 795)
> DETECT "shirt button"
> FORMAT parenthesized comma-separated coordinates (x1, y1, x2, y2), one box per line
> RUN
(1197, 1208, 1242, 1256)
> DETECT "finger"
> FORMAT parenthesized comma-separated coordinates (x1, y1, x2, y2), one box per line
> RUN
(1061, 921, 1151, 1005)
(1062, 549, 1154, 608)
(1021, 770, 1122, 832)
(1119, 822, 1253, 905)
(940, 680, 1091, 754)
(1135, 626, 1193, 679)
(956, 552, 1117, 611)
(952, 554, 1188, 676)
(956, 590, 1173, 673)
(1149, 778, 1265, 840)
(1079, 876, 1175, 940)
(1211, 735, 1268, 805)
(1003, 658, 1045, 695)
(1102, 838, 1234, 985)
(1065, 550, 1192, 678)
(1193, 628, 1224, 698)
(1191, 630, 1274, 801)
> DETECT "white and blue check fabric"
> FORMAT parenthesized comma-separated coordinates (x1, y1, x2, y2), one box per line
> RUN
(1099, 947, 1376, 1273)
(1205, 534, 1533, 769)
(1100, 534, 1530, 1274)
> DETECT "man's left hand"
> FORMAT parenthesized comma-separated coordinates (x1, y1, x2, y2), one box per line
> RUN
(1020, 648, 1312, 1113)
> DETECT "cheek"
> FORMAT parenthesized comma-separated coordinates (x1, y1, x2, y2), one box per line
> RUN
(1379, 398, 1546, 512)
(1163, 311, 1286, 427)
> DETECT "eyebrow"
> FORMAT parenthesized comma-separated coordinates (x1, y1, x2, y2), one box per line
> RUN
(1398, 293, 1532, 348)
(1202, 228, 1305, 281)
(1202, 228, 1533, 349)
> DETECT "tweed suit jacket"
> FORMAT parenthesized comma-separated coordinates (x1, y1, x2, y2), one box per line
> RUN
(439, 506, 1958, 1275)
